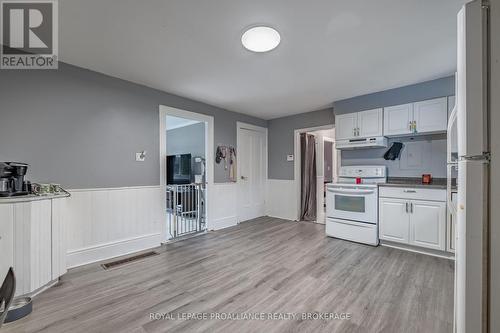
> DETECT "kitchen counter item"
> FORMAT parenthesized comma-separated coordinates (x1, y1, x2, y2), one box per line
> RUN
(379, 177, 457, 190)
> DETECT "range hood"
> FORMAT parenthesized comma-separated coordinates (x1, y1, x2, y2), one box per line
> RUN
(336, 137, 388, 150)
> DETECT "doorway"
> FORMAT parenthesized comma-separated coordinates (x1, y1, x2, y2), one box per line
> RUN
(236, 122, 267, 223)
(294, 125, 338, 223)
(159, 106, 214, 242)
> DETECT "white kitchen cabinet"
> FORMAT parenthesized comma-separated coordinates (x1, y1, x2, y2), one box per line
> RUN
(358, 109, 383, 138)
(383, 103, 413, 136)
(410, 200, 446, 251)
(0, 196, 68, 296)
(13, 201, 53, 295)
(51, 198, 68, 280)
(335, 108, 383, 140)
(383, 97, 448, 136)
(379, 198, 410, 243)
(379, 187, 447, 252)
(413, 97, 448, 134)
(335, 113, 358, 140)
(0, 205, 14, 282)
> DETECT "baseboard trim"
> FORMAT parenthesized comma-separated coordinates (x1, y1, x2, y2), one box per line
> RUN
(266, 214, 296, 222)
(211, 216, 237, 230)
(380, 241, 455, 260)
(67, 233, 162, 268)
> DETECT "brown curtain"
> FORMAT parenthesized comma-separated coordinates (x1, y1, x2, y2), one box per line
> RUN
(300, 133, 317, 221)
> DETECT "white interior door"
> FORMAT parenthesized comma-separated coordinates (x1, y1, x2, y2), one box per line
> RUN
(237, 125, 267, 222)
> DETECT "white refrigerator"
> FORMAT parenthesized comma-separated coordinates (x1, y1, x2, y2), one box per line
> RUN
(451, 1, 491, 332)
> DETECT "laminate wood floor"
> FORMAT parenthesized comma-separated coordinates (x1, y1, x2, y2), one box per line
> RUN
(2, 217, 454, 333)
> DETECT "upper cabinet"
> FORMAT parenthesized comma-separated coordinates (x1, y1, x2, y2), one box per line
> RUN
(335, 113, 358, 140)
(335, 108, 383, 140)
(383, 103, 413, 136)
(413, 98, 448, 133)
(383, 97, 448, 137)
(358, 109, 383, 138)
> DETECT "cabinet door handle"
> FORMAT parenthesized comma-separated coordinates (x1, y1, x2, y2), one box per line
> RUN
(409, 121, 413, 131)
(403, 189, 416, 193)
(353, 128, 356, 136)
(405, 202, 409, 213)
(410, 202, 414, 213)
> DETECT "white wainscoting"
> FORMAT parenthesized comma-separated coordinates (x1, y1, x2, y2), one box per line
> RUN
(65, 186, 163, 268)
(266, 179, 297, 221)
(210, 183, 238, 230)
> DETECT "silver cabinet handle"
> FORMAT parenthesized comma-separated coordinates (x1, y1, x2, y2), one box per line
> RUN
(410, 202, 414, 213)
(405, 202, 409, 213)
(409, 121, 413, 131)
(353, 128, 356, 136)
(403, 189, 416, 193)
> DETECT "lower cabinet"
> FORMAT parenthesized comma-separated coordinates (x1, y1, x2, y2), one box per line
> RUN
(410, 200, 446, 250)
(379, 197, 446, 251)
(0, 198, 68, 296)
(0, 205, 14, 283)
(379, 198, 409, 243)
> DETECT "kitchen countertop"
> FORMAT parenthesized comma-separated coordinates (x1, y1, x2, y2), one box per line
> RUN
(379, 177, 457, 190)
(0, 192, 70, 204)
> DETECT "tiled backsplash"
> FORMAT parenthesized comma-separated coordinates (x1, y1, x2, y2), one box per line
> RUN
(341, 134, 447, 178)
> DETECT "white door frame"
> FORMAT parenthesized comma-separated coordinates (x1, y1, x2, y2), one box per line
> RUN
(323, 136, 338, 183)
(159, 105, 214, 241)
(293, 124, 338, 222)
(236, 122, 268, 223)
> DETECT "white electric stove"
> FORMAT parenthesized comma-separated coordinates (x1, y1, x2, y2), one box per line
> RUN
(325, 165, 387, 245)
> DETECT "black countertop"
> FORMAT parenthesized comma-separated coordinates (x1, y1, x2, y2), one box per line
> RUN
(379, 177, 457, 190)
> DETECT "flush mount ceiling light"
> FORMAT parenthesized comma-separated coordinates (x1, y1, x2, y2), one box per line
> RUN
(241, 26, 281, 53)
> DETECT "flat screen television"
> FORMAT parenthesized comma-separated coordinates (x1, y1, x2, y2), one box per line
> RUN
(167, 154, 192, 185)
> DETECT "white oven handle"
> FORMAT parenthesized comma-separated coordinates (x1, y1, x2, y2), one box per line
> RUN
(327, 188, 375, 195)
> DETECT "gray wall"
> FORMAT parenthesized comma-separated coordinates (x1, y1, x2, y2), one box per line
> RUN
(333, 76, 455, 115)
(166, 122, 205, 157)
(268, 108, 334, 180)
(0, 63, 266, 188)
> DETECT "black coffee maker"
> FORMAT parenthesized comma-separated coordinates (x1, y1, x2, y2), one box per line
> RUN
(0, 162, 30, 197)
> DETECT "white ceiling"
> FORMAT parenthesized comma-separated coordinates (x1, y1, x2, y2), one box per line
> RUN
(59, 0, 466, 120)
(166, 116, 201, 131)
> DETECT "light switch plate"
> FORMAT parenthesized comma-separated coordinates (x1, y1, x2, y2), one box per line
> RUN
(136, 151, 146, 162)
(287, 155, 294, 161)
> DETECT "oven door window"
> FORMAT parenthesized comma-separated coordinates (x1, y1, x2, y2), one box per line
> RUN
(334, 195, 366, 213)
